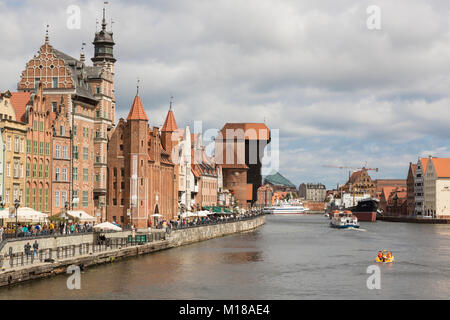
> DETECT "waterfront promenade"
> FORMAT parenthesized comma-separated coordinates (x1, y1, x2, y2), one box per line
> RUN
(0, 213, 266, 287)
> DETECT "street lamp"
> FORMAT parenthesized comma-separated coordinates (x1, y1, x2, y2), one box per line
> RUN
(14, 199, 20, 238)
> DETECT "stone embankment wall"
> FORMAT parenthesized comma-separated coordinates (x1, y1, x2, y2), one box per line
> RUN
(167, 215, 266, 247)
(0, 216, 266, 287)
(377, 216, 450, 224)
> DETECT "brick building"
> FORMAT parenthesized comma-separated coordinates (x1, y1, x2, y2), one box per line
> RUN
(215, 123, 270, 208)
(256, 184, 274, 207)
(106, 93, 177, 228)
(341, 168, 377, 197)
(16, 10, 115, 218)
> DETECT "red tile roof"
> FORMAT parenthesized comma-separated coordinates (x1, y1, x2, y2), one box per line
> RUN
(431, 158, 450, 178)
(161, 109, 178, 132)
(9, 92, 31, 123)
(219, 123, 270, 141)
(127, 95, 148, 121)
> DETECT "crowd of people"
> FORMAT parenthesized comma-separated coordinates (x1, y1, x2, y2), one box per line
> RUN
(0, 221, 94, 241)
(0, 209, 264, 241)
(147, 210, 264, 231)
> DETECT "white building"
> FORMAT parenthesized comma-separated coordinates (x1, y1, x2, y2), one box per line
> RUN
(170, 126, 193, 212)
(424, 156, 450, 219)
(424, 157, 450, 219)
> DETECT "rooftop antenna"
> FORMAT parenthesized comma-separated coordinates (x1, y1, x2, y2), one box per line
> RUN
(110, 19, 114, 32)
(80, 42, 86, 62)
(169, 95, 174, 110)
(102, 1, 109, 31)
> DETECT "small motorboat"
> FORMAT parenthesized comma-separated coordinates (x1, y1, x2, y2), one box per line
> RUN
(324, 213, 329, 218)
(376, 250, 394, 263)
(330, 210, 360, 229)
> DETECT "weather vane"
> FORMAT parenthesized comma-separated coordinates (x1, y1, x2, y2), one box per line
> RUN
(136, 77, 140, 95)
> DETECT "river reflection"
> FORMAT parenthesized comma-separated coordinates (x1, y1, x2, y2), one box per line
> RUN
(0, 215, 449, 299)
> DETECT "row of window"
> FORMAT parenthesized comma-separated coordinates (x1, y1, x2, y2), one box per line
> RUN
(34, 77, 58, 90)
(23, 188, 91, 210)
(5, 136, 24, 153)
(24, 187, 49, 212)
(2, 161, 24, 179)
(2, 188, 23, 205)
(53, 190, 89, 208)
(26, 140, 50, 156)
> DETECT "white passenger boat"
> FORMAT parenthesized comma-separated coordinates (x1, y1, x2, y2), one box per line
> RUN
(330, 210, 360, 229)
(265, 205, 309, 214)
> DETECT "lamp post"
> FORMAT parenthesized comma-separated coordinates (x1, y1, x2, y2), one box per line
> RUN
(14, 199, 20, 238)
(65, 201, 69, 228)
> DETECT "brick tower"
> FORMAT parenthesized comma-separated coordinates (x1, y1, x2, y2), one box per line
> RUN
(125, 89, 150, 228)
(161, 97, 178, 157)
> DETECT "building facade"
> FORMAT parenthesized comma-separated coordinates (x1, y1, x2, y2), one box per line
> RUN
(106, 93, 177, 228)
(341, 168, 377, 197)
(299, 183, 326, 201)
(256, 184, 274, 207)
(414, 157, 429, 216)
(0, 91, 28, 208)
(216, 123, 270, 208)
(406, 162, 417, 216)
(424, 157, 450, 219)
(16, 10, 115, 218)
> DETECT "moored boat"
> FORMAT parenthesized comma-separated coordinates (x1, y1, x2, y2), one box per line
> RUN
(266, 204, 309, 214)
(349, 198, 380, 222)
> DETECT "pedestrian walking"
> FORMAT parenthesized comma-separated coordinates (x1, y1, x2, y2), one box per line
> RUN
(33, 240, 39, 258)
(0, 226, 3, 241)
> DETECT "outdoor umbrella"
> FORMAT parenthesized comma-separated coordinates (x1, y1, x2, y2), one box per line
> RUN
(16, 207, 48, 222)
(66, 210, 96, 222)
(93, 222, 122, 231)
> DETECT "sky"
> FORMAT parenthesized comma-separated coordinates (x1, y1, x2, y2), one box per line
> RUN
(1, 0, 450, 189)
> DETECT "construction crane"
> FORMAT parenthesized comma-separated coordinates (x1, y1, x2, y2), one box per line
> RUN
(322, 164, 379, 206)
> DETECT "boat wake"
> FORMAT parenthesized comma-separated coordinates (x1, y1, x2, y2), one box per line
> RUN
(346, 227, 367, 232)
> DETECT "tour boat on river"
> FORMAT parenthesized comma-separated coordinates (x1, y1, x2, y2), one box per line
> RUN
(330, 211, 360, 229)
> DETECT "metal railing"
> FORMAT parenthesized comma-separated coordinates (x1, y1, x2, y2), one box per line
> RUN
(0, 232, 166, 271)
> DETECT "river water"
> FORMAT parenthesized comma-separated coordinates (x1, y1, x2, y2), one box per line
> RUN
(0, 214, 449, 300)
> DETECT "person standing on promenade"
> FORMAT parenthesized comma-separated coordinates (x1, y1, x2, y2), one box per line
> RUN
(24, 242, 31, 258)
(33, 240, 39, 258)
(0, 226, 3, 241)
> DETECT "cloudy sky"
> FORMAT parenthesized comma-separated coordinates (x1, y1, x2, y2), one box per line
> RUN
(1, 0, 450, 188)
